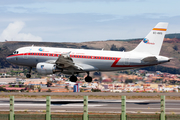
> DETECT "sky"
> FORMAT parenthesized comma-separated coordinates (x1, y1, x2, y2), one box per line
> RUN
(0, 0, 180, 42)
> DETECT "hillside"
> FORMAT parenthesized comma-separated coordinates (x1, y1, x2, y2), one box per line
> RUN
(1, 35, 180, 74)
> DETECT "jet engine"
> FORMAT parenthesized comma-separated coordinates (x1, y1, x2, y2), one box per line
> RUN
(36, 62, 62, 74)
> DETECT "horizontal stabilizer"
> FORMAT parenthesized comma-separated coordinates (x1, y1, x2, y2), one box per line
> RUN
(141, 56, 157, 63)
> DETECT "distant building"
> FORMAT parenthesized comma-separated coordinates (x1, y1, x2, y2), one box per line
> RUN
(0, 73, 11, 78)
(102, 78, 112, 83)
(0, 82, 8, 85)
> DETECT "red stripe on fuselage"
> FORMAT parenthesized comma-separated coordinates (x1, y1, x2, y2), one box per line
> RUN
(111, 58, 158, 68)
(111, 58, 121, 67)
(6, 53, 119, 61)
(7, 53, 157, 68)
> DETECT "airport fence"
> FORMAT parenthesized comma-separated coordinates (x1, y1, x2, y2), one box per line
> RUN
(0, 95, 180, 120)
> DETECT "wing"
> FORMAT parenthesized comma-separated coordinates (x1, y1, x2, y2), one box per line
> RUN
(55, 52, 75, 68)
(74, 63, 98, 71)
(55, 52, 98, 72)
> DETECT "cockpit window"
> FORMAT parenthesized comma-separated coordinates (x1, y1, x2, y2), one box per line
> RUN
(13, 51, 19, 54)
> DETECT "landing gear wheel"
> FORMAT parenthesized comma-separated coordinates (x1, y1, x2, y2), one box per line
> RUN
(26, 74, 31, 78)
(26, 67, 32, 78)
(85, 76, 92, 82)
(70, 75, 77, 82)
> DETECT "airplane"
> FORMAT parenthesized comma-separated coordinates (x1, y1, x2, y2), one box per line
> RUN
(6, 22, 170, 82)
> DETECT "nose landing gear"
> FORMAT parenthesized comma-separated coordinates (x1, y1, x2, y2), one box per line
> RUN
(26, 67, 32, 78)
(26, 74, 31, 78)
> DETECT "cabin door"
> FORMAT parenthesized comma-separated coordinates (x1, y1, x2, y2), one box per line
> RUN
(124, 54, 130, 65)
(23, 48, 29, 59)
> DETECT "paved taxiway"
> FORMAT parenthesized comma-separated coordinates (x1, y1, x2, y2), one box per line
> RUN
(0, 98, 180, 114)
(1, 92, 180, 96)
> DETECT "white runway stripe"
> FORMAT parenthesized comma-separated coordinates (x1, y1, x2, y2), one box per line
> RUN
(0, 103, 104, 107)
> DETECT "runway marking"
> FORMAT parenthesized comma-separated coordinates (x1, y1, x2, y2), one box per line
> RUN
(0, 104, 105, 107)
(54, 104, 105, 107)
(127, 108, 161, 109)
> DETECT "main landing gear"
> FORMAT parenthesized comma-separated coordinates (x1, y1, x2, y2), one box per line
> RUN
(69, 72, 92, 83)
(85, 72, 92, 82)
(70, 75, 77, 82)
(26, 67, 32, 78)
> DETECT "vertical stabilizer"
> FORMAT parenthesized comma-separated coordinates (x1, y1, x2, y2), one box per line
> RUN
(132, 22, 168, 55)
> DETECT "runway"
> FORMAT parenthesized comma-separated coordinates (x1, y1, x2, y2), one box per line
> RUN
(1, 92, 180, 96)
(0, 98, 180, 114)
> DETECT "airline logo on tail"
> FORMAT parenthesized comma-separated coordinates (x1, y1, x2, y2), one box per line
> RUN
(143, 38, 155, 45)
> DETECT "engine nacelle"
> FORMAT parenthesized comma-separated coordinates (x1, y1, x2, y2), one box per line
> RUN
(36, 62, 62, 74)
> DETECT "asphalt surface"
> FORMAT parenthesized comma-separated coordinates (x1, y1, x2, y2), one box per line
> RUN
(0, 92, 180, 96)
(0, 98, 180, 114)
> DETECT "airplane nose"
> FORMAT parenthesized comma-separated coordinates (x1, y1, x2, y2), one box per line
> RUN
(6, 56, 10, 62)
(6, 56, 12, 63)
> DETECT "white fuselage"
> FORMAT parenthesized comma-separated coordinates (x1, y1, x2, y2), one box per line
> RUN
(6, 46, 169, 73)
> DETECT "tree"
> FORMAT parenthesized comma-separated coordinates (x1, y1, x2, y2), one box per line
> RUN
(91, 88, 101, 92)
(119, 47, 126, 51)
(46, 89, 52, 92)
(30, 85, 34, 90)
(37, 86, 41, 92)
(0, 86, 6, 91)
(110, 44, 118, 51)
(65, 85, 69, 90)
(173, 45, 178, 51)
(81, 45, 90, 49)
(125, 79, 133, 84)
(20, 89, 25, 92)
(47, 80, 52, 87)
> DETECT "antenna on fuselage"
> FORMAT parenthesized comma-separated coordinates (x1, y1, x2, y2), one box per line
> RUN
(32, 44, 34, 47)
(102, 48, 104, 51)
